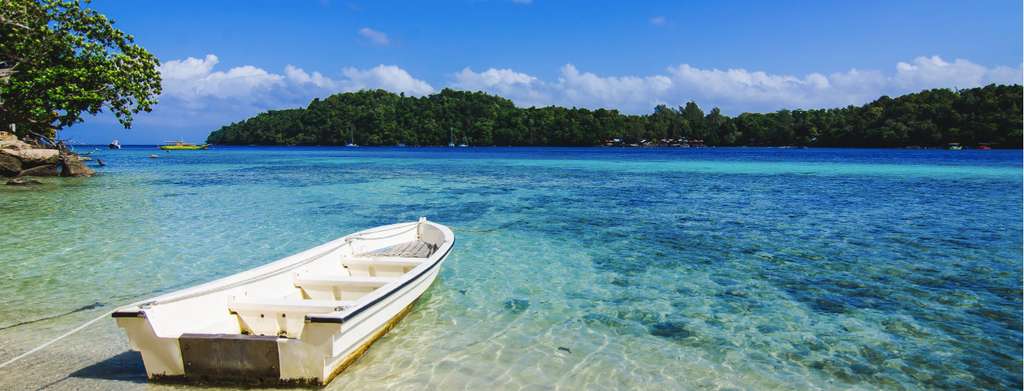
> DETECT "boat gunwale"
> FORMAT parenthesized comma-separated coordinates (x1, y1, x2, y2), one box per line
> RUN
(110, 221, 434, 321)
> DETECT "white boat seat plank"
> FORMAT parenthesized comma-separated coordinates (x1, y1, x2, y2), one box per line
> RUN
(295, 274, 397, 288)
(343, 257, 427, 268)
(359, 240, 435, 258)
(229, 297, 355, 314)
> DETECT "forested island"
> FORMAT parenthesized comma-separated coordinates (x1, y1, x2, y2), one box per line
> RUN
(207, 84, 1022, 148)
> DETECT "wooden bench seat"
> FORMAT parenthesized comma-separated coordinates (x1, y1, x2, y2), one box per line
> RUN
(294, 274, 397, 289)
(229, 297, 355, 314)
(342, 257, 428, 268)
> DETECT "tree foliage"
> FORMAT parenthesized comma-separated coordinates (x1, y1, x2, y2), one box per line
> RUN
(208, 84, 1023, 148)
(0, 0, 161, 136)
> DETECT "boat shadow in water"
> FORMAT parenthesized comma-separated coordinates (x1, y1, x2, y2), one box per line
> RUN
(65, 350, 147, 384)
(60, 350, 321, 389)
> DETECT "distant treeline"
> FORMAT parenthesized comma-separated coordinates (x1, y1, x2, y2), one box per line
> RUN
(206, 84, 1023, 148)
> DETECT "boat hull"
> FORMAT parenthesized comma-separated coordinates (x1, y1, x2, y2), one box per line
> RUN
(113, 220, 453, 386)
(159, 145, 208, 150)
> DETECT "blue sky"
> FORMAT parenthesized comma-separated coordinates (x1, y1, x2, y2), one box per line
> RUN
(65, 0, 1023, 144)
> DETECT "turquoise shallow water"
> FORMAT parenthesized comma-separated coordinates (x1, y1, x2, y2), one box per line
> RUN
(0, 147, 1020, 390)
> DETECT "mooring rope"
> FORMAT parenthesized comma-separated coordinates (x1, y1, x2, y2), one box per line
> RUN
(0, 302, 104, 332)
(0, 308, 116, 370)
(0, 274, 233, 368)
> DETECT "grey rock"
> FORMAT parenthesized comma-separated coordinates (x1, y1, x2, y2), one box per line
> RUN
(1, 148, 59, 167)
(19, 164, 58, 177)
(0, 131, 32, 150)
(0, 153, 21, 177)
(60, 155, 95, 177)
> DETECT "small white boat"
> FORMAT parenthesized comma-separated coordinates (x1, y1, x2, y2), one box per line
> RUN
(345, 128, 358, 147)
(109, 139, 121, 149)
(113, 218, 454, 386)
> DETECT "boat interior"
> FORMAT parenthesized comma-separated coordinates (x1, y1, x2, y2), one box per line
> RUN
(230, 240, 438, 338)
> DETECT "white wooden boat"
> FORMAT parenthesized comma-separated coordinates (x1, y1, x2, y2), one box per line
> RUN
(112, 218, 454, 386)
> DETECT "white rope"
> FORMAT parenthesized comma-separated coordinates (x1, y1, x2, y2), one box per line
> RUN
(0, 308, 117, 370)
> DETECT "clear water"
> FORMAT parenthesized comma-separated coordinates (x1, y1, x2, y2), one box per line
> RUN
(0, 147, 1020, 390)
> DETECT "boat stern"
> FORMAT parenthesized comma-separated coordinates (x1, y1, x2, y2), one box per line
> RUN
(113, 309, 342, 385)
(112, 312, 187, 379)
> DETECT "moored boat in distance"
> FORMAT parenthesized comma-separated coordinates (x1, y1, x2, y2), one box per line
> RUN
(112, 218, 454, 386)
(108, 139, 121, 149)
(159, 140, 209, 150)
(345, 128, 358, 147)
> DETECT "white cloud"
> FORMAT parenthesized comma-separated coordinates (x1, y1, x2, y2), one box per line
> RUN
(358, 27, 390, 46)
(559, 64, 673, 109)
(341, 65, 434, 95)
(453, 67, 548, 106)
(159, 54, 284, 103)
(159, 56, 433, 108)
(455, 67, 537, 87)
(449, 56, 1023, 113)
(283, 64, 435, 96)
(284, 65, 336, 89)
(650, 16, 667, 26)
(893, 55, 1020, 89)
(159, 54, 219, 80)
(988, 65, 1024, 85)
(148, 56, 434, 136)
(662, 64, 839, 108)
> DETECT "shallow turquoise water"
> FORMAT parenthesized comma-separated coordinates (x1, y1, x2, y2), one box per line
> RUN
(0, 147, 1020, 390)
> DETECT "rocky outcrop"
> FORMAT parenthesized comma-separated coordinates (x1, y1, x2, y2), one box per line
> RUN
(0, 153, 21, 176)
(0, 131, 32, 150)
(19, 164, 59, 177)
(0, 131, 81, 178)
(1, 148, 59, 167)
(60, 154, 95, 177)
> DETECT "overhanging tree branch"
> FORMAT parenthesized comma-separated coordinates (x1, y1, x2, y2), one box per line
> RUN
(0, 0, 162, 136)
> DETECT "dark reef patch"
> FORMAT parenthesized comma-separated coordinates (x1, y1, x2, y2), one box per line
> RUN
(503, 298, 530, 314)
(649, 321, 692, 339)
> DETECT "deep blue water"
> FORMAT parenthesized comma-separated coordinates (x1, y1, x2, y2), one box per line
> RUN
(0, 146, 1020, 390)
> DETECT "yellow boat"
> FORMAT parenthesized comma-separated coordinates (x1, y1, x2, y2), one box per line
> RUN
(159, 140, 209, 150)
